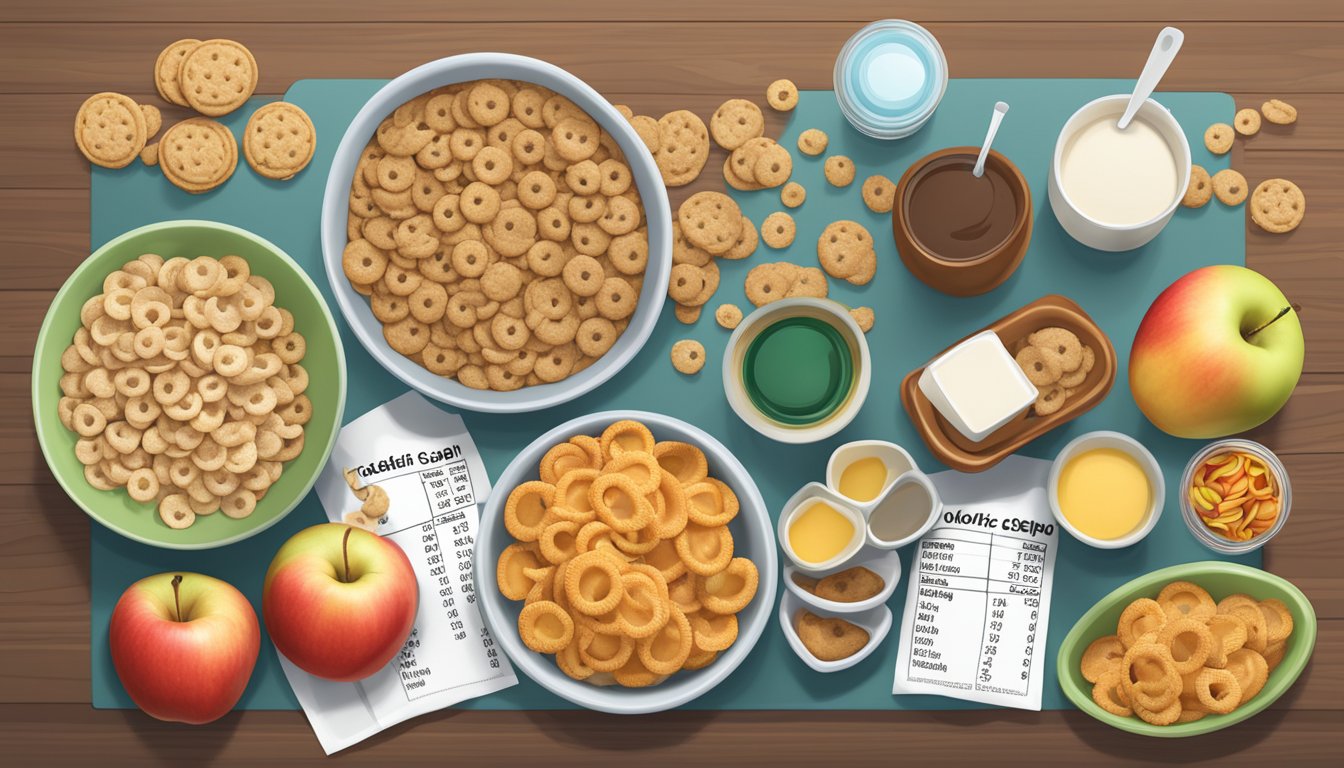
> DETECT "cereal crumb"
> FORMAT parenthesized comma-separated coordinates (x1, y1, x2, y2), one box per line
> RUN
(849, 307, 874, 333)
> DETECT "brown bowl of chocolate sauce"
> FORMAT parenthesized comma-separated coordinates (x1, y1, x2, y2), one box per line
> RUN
(893, 147, 1031, 297)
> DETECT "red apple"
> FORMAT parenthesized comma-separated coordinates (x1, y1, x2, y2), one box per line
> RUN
(263, 523, 417, 681)
(109, 572, 260, 725)
(1130, 265, 1304, 438)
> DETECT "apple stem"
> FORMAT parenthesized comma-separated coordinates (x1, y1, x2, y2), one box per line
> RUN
(171, 574, 183, 623)
(1246, 305, 1296, 340)
(341, 526, 353, 583)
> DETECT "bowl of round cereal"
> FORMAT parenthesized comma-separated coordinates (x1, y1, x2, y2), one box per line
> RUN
(320, 53, 672, 414)
(33, 220, 346, 550)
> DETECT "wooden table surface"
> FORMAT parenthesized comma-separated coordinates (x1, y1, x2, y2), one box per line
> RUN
(3, 1, 1341, 764)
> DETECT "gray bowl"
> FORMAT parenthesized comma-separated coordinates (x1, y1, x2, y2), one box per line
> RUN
(475, 410, 777, 713)
(320, 53, 672, 413)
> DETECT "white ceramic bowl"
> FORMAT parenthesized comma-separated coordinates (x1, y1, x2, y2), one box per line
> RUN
(1047, 94, 1191, 252)
(783, 546, 902, 614)
(778, 591, 892, 673)
(474, 410, 777, 714)
(320, 53, 672, 413)
(723, 298, 872, 444)
(1048, 430, 1165, 549)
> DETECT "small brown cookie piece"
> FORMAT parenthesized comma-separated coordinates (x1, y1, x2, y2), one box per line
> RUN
(861, 174, 897, 213)
(786, 267, 828, 299)
(655, 109, 710, 187)
(179, 39, 259, 117)
(1249, 178, 1306, 234)
(795, 610, 869, 662)
(1234, 108, 1261, 137)
(797, 128, 829, 157)
(715, 303, 743, 330)
(1015, 346, 1061, 387)
(74, 92, 148, 169)
(678, 191, 743, 256)
(781, 182, 806, 208)
(1212, 168, 1248, 206)
(849, 306, 874, 333)
(670, 339, 706, 375)
(766, 79, 799, 111)
(140, 142, 159, 167)
(668, 263, 707, 304)
(727, 136, 771, 184)
(824, 155, 856, 187)
(752, 142, 794, 188)
(672, 221, 713, 267)
(140, 104, 163, 139)
(158, 117, 238, 194)
(761, 212, 797, 249)
(1029, 327, 1083, 372)
(1034, 384, 1067, 417)
(816, 220, 876, 285)
(721, 216, 759, 261)
(244, 101, 316, 180)
(1261, 99, 1297, 126)
(154, 39, 200, 108)
(814, 566, 885, 603)
(628, 114, 661, 154)
(1182, 165, 1212, 208)
(709, 98, 765, 151)
(744, 263, 795, 307)
(1204, 123, 1234, 155)
(673, 304, 702, 325)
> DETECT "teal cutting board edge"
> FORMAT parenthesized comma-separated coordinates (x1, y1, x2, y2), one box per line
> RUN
(90, 79, 1247, 712)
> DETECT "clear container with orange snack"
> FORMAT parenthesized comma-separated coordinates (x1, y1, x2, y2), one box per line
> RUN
(1180, 439, 1291, 554)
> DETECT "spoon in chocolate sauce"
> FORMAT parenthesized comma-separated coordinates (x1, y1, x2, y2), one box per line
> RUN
(950, 101, 1010, 240)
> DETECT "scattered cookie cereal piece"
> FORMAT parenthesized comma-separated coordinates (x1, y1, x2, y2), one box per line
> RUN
(766, 79, 799, 111)
(140, 104, 162, 139)
(1212, 169, 1248, 206)
(797, 128, 828, 156)
(73, 92, 147, 169)
(761, 212, 797, 249)
(159, 117, 238, 193)
(1234, 108, 1261, 137)
(153, 38, 200, 107)
(671, 339, 707, 374)
(678, 191, 743, 256)
(244, 101, 317, 180)
(715, 303, 743, 330)
(710, 98, 765, 151)
(656, 109, 710, 187)
(849, 306, 874, 333)
(781, 182, 806, 208)
(140, 142, 159, 167)
(824, 155, 856, 187)
(721, 216, 759, 261)
(1260, 99, 1297, 126)
(1250, 178, 1305, 234)
(861, 174, 897, 213)
(816, 220, 876, 285)
(1182, 165, 1212, 208)
(1204, 123, 1234, 155)
(178, 39, 259, 117)
(674, 304, 702, 325)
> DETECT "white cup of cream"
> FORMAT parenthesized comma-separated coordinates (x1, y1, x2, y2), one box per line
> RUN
(1048, 95, 1191, 252)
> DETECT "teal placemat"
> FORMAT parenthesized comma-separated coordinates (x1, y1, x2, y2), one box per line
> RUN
(90, 79, 1247, 712)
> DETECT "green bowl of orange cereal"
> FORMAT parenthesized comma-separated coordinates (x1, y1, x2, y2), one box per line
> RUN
(33, 220, 346, 549)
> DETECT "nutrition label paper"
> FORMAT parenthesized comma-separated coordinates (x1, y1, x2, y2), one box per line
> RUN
(892, 455, 1058, 711)
(279, 392, 516, 754)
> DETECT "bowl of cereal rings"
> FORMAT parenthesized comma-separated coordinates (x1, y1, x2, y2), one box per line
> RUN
(1057, 561, 1316, 737)
(476, 411, 777, 713)
(320, 53, 672, 414)
(33, 220, 346, 549)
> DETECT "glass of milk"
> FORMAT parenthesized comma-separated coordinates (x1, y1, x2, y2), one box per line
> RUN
(1047, 95, 1191, 252)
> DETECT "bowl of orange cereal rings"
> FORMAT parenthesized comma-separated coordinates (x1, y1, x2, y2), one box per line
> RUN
(476, 411, 776, 713)
(33, 220, 346, 549)
(1057, 561, 1316, 737)
(320, 53, 672, 414)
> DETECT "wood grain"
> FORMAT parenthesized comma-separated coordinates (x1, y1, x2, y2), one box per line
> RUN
(3, 2, 1342, 763)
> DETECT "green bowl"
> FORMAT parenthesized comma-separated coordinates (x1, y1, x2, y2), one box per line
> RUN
(33, 220, 346, 549)
(1057, 561, 1317, 737)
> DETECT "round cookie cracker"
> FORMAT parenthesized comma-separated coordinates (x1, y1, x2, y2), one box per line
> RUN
(244, 101, 316, 180)
(178, 39, 259, 118)
(1235, 108, 1261, 137)
(715, 303, 743, 330)
(1016, 346, 1061, 387)
(797, 128, 828, 157)
(159, 117, 238, 194)
(655, 110, 710, 187)
(1250, 178, 1306, 234)
(861, 175, 897, 213)
(670, 339, 707, 375)
(154, 39, 200, 108)
(1034, 385, 1067, 417)
(761, 212, 796, 249)
(709, 99, 765, 151)
(1183, 165, 1212, 208)
(678, 191, 743, 256)
(781, 182, 806, 208)
(1212, 169, 1248, 206)
(744, 263, 795, 307)
(1204, 123, 1234, 155)
(721, 216, 759, 261)
(824, 155, 856, 187)
(766, 79, 799, 111)
(752, 143, 794, 188)
(816, 220, 876, 285)
(74, 92, 148, 169)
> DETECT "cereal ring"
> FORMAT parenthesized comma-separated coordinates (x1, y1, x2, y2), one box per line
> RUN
(1234, 108, 1261, 137)
(383, 316, 430, 356)
(823, 155, 856, 187)
(1158, 618, 1213, 674)
(519, 600, 575, 654)
(1257, 598, 1294, 644)
(1118, 598, 1168, 647)
(1081, 635, 1126, 683)
(1157, 581, 1216, 622)
(766, 79, 799, 111)
(675, 522, 733, 577)
(537, 205, 571, 242)
(1016, 346, 1062, 386)
(1194, 667, 1241, 714)
(1204, 123, 1234, 155)
(861, 174, 897, 213)
(505, 480, 554, 542)
(1212, 168, 1249, 206)
(459, 181, 502, 224)
(690, 611, 738, 652)
(743, 263, 793, 307)
(761, 212, 796, 249)
(561, 255, 605, 298)
(409, 282, 449, 324)
(467, 82, 511, 127)
(497, 541, 545, 600)
(1225, 647, 1270, 702)
(780, 181, 806, 208)
(343, 239, 388, 286)
(565, 550, 626, 616)
(667, 264, 706, 304)
(1120, 643, 1180, 711)
(159, 494, 196, 529)
(594, 278, 637, 321)
(126, 467, 160, 503)
(578, 626, 634, 673)
(575, 317, 618, 358)
(696, 558, 758, 615)
(589, 473, 653, 534)
(1182, 164, 1212, 208)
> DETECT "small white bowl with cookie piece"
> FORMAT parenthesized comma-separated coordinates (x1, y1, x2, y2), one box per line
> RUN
(778, 591, 892, 673)
(321, 53, 672, 413)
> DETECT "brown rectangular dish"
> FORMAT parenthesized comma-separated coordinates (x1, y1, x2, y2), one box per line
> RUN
(900, 294, 1116, 473)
